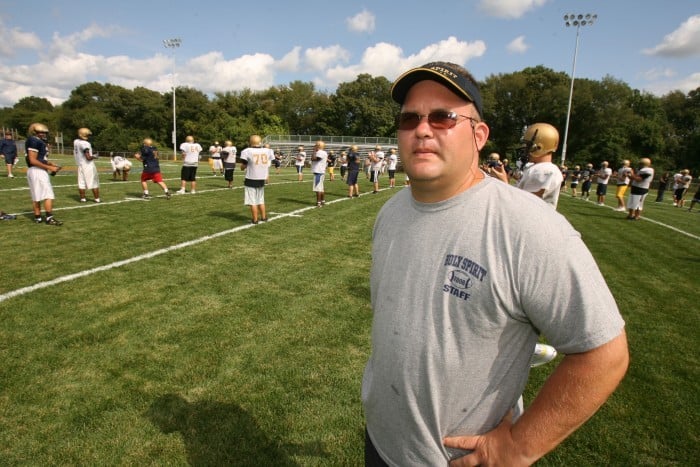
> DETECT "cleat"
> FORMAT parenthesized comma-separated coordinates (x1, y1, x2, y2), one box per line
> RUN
(190, 190, 196, 194)
(165, 191, 172, 200)
(142, 194, 152, 199)
(176, 189, 186, 194)
(79, 198, 87, 203)
(45, 217, 63, 226)
(530, 343, 557, 367)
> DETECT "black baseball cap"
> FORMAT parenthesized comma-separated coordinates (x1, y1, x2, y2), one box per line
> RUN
(391, 61, 483, 117)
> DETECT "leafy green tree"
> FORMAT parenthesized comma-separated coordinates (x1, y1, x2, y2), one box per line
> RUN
(326, 74, 397, 137)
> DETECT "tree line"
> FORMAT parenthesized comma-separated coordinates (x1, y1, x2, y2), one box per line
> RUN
(0, 65, 697, 173)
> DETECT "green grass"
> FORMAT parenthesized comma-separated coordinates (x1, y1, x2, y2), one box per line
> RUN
(1, 157, 698, 465)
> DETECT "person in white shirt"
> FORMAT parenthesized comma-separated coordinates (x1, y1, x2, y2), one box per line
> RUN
(208, 141, 223, 175)
(178, 135, 203, 194)
(111, 152, 132, 181)
(73, 127, 101, 203)
(239, 135, 273, 224)
(311, 140, 328, 207)
(626, 158, 654, 220)
(295, 145, 306, 182)
(515, 123, 564, 208)
(595, 161, 613, 205)
(369, 145, 385, 193)
(387, 148, 398, 188)
(222, 140, 238, 188)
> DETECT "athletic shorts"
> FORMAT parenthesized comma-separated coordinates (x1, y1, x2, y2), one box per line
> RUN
(596, 184, 608, 196)
(313, 173, 325, 192)
(77, 163, 100, 190)
(347, 170, 359, 186)
(141, 171, 164, 183)
(388, 170, 396, 180)
(616, 184, 629, 198)
(244, 185, 265, 206)
(627, 192, 649, 211)
(296, 165, 304, 174)
(181, 165, 198, 182)
(370, 170, 381, 183)
(27, 166, 55, 202)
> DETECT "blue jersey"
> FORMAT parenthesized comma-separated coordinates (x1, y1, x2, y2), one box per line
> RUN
(25, 136, 48, 166)
(0, 139, 17, 158)
(139, 145, 161, 173)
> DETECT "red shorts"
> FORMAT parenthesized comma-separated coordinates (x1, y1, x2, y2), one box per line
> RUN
(141, 171, 164, 183)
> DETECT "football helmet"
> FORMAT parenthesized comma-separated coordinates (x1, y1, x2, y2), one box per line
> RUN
(315, 140, 326, 149)
(249, 135, 262, 147)
(29, 123, 49, 141)
(185, 135, 194, 143)
(143, 138, 153, 146)
(77, 127, 92, 140)
(225, 140, 233, 147)
(522, 123, 559, 158)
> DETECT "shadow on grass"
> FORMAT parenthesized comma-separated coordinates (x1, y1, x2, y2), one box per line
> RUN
(146, 393, 328, 466)
(207, 210, 251, 222)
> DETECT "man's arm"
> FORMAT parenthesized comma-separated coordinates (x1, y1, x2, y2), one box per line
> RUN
(444, 330, 629, 466)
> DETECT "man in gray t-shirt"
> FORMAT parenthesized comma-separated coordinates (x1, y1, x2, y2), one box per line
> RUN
(362, 61, 629, 466)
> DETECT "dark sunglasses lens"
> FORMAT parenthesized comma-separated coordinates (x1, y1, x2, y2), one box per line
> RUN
(427, 111, 456, 129)
(397, 113, 420, 130)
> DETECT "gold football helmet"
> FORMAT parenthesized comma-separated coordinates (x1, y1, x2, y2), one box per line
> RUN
(522, 123, 559, 158)
(77, 127, 92, 140)
(185, 135, 194, 143)
(29, 123, 49, 141)
(249, 135, 262, 147)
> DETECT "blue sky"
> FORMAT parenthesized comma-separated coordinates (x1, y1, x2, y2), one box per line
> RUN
(0, 0, 698, 108)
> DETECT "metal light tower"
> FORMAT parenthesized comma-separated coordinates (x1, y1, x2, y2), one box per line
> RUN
(163, 38, 181, 160)
(561, 14, 596, 165)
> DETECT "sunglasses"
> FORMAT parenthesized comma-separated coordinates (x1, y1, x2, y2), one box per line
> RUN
(396, 111, 477, 130)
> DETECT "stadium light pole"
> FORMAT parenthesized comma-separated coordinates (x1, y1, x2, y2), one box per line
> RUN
(561, 13, 596, 165)
(163, 38, 181, 160)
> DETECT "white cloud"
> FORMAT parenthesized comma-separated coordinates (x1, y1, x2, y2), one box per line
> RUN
(0, 27, 42, 57)
(304, 45, 351, 72)
(507, 36, 529, 54)
(184, 52, 279, 93)
(639, 68, 677, 81)
(643, 14, 700, 57)
(276, 47, 302, 72)
(478, 0, 549, 19)
(346, 9, 376, 33)
(321, 37, 486, 88)
(643, 71, 700, 96)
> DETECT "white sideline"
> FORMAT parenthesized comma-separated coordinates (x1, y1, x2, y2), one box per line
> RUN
(0, 191, 359, 304)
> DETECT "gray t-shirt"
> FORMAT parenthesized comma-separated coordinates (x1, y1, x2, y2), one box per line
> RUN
(362, 176, 625, 466)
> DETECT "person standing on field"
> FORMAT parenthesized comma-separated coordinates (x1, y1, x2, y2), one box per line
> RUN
(346, 145, 361, 198)
(178, 135, 203, 194)
(240, 135, 273, 224)
(222, 140, 238, 188)
(625, 158, 654, 220)
(135, 138, 172, 200)
(311, 140, 328, 207)
(25, 123, 63, 225)
(73, 127, 101, 203)
(1, 131, 17, 178)
(362, 61, 628, 466)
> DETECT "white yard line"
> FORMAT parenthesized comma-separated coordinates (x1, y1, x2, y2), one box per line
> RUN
(0, 189, 353, 303)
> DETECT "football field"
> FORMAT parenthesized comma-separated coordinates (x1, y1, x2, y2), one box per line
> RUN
(1, 156, 698, 465)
